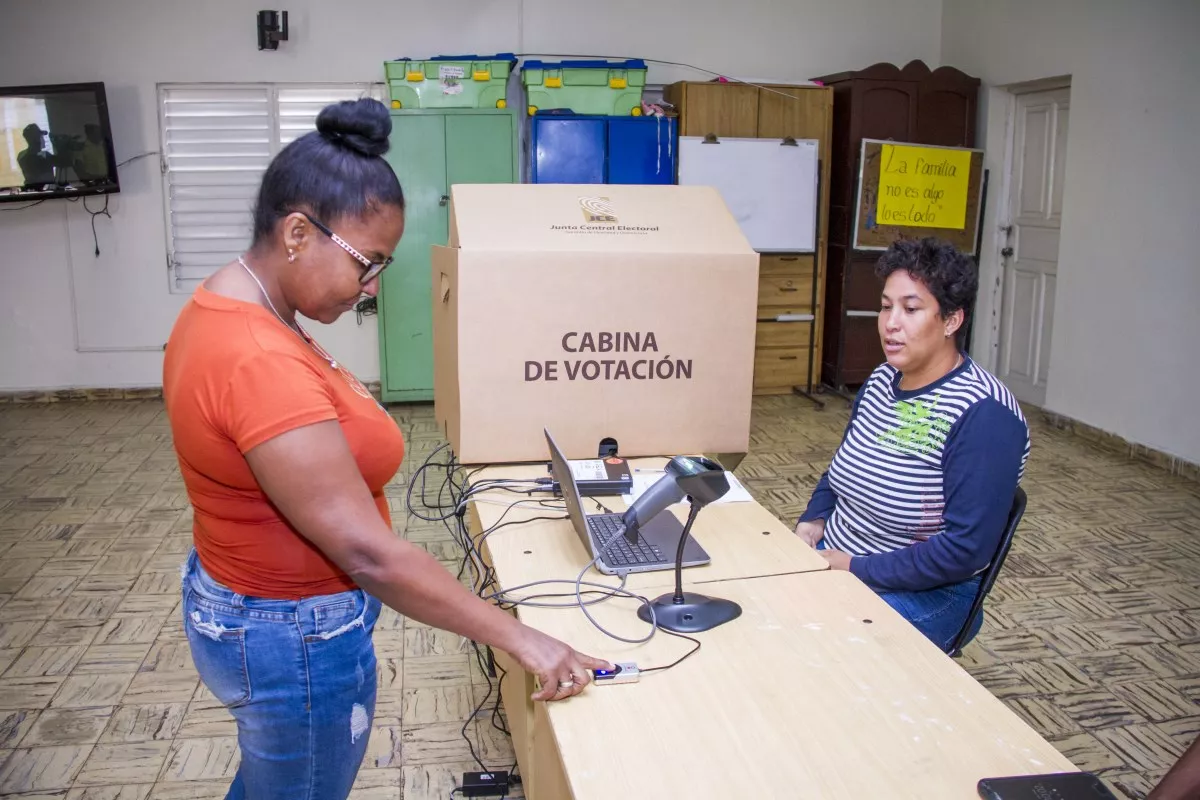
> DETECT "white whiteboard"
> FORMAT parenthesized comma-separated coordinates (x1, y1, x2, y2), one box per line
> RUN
(677, 136, 819, 253)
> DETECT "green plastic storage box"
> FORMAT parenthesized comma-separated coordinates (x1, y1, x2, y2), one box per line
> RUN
(385, 53, 516, 109)
(521, 59, 648, 116)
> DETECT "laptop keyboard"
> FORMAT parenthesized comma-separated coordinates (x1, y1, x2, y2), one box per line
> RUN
(587, 515, 665, 566)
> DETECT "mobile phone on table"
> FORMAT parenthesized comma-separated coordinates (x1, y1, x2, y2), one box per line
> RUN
(977, 772, 1119, 800)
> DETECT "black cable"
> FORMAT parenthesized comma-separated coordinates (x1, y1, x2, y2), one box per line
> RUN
(0, 150, 151, 218)
(405, 444, 457, 522)
(478, 512, 568, 540)
(397, 443, 500, 777)
(495, 669, 518, 781)
(641, 627, 703, 674)
(462, 651, 493, 774)
(354, 296, 377, 325)
(411, 459, 489, 587)
(592, 498, 616, 514)
(433, 460, 500, 775)
(403, 445, 560, 776)
(469, 510, 569, 593)
(115, 151, 158, 168)
(82, 193, 111, 256)
(411, 447, 693, 774)
(491, 657, 511, 736)
(1, 199, 46, 211)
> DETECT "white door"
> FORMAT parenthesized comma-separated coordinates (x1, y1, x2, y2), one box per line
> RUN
(998, 85, 1069, 406)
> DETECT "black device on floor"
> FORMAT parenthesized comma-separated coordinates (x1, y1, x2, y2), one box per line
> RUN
(977, 772, 1118, 800)
(460, 769, 509, 797)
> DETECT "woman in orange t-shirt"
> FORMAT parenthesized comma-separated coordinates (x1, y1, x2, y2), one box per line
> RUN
(163, 99, 609, 800)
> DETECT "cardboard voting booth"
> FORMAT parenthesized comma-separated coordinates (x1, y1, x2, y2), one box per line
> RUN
(432, 184, 759, 464)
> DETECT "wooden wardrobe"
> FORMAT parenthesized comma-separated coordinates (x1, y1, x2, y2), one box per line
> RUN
(813, 60, 980, 390)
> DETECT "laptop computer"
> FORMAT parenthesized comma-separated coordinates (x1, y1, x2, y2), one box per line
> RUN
(544, 428, 711, 576)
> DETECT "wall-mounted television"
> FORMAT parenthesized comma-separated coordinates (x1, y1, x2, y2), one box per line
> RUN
(0, 82, 120, 203)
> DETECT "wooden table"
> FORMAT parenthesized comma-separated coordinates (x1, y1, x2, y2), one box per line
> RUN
(465, 467, 1078, 798)
(499, 571, 1078, 799)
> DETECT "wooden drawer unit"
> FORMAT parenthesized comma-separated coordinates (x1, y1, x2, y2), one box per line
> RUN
(753, 320, 813, 394)
(757, 254, 815, 317)
(756, 320, 812, 349)
(754, 343, 811, 392)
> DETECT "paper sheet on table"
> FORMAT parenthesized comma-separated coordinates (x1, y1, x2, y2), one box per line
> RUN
(621, 470, 754, 506)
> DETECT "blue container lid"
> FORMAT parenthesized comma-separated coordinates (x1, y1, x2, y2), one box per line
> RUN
(521, 59, 647, 71)
(533, 109, 605, 118)
(391, 53, 517, 64)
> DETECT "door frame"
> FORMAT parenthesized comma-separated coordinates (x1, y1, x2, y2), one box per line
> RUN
(971, 76, 1071, 380)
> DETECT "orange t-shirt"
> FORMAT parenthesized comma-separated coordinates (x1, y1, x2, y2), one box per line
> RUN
(163, 286, 405, 599)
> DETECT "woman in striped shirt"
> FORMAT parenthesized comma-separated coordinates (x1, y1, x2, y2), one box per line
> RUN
(796, 238, 1029, 652)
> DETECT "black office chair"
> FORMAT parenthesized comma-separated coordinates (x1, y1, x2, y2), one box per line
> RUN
(946, 486, 1027, 657)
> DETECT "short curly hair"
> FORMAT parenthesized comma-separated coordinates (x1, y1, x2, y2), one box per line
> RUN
(875, 238, 979, 348)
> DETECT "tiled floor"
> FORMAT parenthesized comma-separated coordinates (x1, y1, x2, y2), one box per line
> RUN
(0, 395, 1196, 799)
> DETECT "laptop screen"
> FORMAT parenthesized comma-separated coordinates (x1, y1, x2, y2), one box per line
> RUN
(543, 429, 596, 553)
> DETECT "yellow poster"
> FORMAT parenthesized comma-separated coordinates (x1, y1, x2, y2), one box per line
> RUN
(877, 144, 973, 230)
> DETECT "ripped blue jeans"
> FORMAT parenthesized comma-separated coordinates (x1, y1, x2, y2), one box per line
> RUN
(181, 549, 381, 800)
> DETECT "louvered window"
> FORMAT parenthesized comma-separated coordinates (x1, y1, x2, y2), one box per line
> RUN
(159, 83, 383, 292)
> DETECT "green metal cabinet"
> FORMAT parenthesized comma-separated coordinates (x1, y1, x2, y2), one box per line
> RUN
(378, 109, 518, 402)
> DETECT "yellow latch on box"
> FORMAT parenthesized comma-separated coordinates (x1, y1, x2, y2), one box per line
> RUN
(545, 76, 563, 88)
(472, 69, 491, 81)
(406, 71, 424, 82)
(609, 76, 628, 89)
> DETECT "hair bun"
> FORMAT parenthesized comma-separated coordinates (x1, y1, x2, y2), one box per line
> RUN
(316, 99, 391, 158)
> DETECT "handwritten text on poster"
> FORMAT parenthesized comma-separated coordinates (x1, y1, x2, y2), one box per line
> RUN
(877, 144, 972, 230)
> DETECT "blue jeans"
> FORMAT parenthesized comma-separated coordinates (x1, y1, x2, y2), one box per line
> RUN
(181, 549, 382, 800)
(817, 540, 984, 652)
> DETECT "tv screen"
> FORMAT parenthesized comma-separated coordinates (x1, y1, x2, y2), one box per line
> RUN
(0, 82, 120, 203)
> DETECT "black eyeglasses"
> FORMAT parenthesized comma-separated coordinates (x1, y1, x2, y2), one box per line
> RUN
(301, 212, 393, 284)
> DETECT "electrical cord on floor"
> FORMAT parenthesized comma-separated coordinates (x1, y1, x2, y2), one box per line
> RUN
(411, 446, 706, 788)
(490, 657, 512, 737)
(406, 446, 565, 778)
(462, 642, 495, 775)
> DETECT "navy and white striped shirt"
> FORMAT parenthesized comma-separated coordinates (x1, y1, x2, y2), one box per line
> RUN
(800, 357, 1029, 592)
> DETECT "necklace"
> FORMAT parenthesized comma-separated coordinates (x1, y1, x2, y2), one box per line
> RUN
(237, 256, 339, 370)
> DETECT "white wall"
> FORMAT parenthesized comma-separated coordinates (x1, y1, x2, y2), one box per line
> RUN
(0, 0, 942, 392)
(944, 0, 1200, 465)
